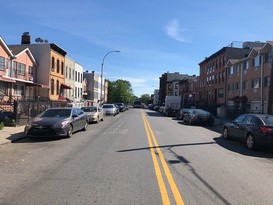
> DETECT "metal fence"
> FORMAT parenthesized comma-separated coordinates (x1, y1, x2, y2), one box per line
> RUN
(0, 100, 69, 126)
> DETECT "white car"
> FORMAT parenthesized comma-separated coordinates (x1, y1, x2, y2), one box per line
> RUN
(81, 106, 104, 123)
(102, 104, 118, 116)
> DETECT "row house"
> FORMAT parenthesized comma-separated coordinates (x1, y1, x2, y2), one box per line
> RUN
(198, 41, 265, 107)
(0, 36, 44, 102)
(64, 56, 76, 101)
(83, 71, 102, 105)
(159, 72, 194, 105)
(9, 33, 70, 101)
(226, 41, 273, 114)
(1, 33, 109, 107)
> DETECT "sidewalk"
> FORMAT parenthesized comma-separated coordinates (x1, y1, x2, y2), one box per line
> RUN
(0, 125, 25, 145)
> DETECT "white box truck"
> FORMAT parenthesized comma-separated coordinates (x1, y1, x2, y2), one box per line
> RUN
(164, 96, 182, 117)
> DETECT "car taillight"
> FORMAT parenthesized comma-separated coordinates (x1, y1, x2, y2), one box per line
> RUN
(259, 126, 273, 133)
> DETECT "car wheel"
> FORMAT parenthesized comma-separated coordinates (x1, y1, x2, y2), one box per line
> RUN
(246, 134, 256, 150)
(101, 117, 104, 121)
(83, 121, 88, 131)
(223, 127, 229, 139)
(67, 125, 73, 138)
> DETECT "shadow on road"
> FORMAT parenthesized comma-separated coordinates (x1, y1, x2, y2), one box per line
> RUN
(214, 136, 273, 158)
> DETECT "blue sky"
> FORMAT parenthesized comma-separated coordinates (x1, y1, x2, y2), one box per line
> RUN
(1, 0, 273, 97)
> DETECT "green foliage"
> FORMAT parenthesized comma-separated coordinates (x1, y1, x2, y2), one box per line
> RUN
(140, 94, 151, 105)
(3, 118, 16, 127)
(107, 79, 135, 104)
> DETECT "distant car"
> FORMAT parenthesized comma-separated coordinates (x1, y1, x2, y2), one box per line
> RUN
(133, 100, 142, 108)
(81, 106, 104, 123)
(116, 103, 126, 112)
(176, 108, 190, 120)
(223, 114, 273, 150)
(183, 109, 214, 126)
(24, 107, 88, 138)
(102, 104, 118, 116)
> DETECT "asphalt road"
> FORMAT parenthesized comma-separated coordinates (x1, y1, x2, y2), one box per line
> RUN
(1, 109, 273, 205)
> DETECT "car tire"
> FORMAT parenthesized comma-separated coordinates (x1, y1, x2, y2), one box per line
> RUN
(246, 134, 256, 150)
(67, 125, 73, 138)
(83, 121, 88, 131)
(101, 118, 104, 121)
(223, 127, 229, 139)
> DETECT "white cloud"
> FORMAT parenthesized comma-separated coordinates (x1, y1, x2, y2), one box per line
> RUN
(165, 18, 190, 43)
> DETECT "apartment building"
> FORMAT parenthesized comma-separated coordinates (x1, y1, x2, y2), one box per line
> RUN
(83, 71, 101, 105)
(74, 62, 83, 103)
(64, 56, 76, 101)
(198, 41, 265, 107)
(226, 41, 273, 114)
(159, 72, 193, 105)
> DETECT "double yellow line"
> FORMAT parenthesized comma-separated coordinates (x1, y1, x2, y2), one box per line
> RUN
(141, 110, 185, 205)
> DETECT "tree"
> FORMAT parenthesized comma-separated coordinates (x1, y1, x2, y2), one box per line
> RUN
(107, 79, 135, 104)
(140, 94, 151, 105)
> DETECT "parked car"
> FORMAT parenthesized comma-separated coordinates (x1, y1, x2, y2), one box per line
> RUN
(183, 109, 214, 126)
(81, 106, 104, 123)
(176, 108, 190, 120)
(24, 107, 88, 138)
(102, 104, 118, 116)
(116, 103, 126, 112)
(223, 114, 273, 150)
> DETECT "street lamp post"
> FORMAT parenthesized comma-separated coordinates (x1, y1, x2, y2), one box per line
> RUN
(100, 50, 120, 104)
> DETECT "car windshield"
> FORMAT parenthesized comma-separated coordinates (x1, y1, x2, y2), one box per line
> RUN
(195, 109, 210, 115)
(39, 109, 71, 118)
(81, 107, 96, 112)
(103, 105, 113, 108)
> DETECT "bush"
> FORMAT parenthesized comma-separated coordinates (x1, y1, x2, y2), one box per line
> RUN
(3, 118, 16, 127)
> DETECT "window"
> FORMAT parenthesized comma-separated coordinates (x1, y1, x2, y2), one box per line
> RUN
(236, 64, 241, 73)
(17, 63, 26, 75)
(218, 88, 224, 98)
(252, 78, 260, 89)
(28, 66, 33, 75)
(0, 56, 5, 70)
(264, 76, 270, 87)
(75, 72, 77, 82)
(51, 79, 54, 95)
(51, 56, 55, 71)
(253, 55, 260, 67)
(229, 66, 234, 75)
(14, 85, 24, 96)
(61, 61, 64, 75)
(57, 59, 60, 73)
(236, 82, 240, 91)
(243, 81, 248, 90)
(56, 80, 59, 95)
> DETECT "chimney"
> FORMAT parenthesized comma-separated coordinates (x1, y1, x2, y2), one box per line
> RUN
(21, 32, 31, 44)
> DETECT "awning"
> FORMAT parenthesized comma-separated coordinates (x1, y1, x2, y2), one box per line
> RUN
(61, 83, 72, 89)
(25, 82, 50, 89)
(0, 76, 16, 83)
